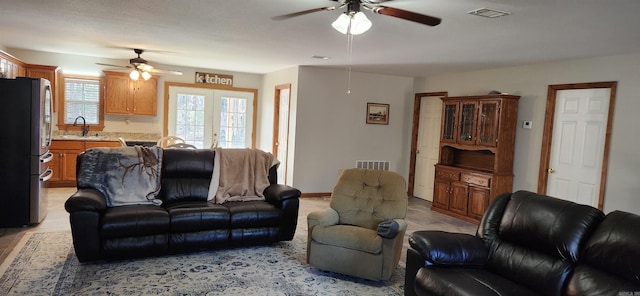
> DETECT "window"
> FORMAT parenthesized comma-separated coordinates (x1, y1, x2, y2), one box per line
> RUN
(219, 97, 248, 148)
(175, 93, 206, 148)
(58, 75, 104, 130)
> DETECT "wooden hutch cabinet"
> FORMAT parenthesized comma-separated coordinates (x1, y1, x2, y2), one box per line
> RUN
(103, 71, 158, 116)
(432, 94, 519, 223)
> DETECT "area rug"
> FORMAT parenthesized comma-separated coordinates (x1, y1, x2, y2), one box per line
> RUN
(0, 230, 405, 295)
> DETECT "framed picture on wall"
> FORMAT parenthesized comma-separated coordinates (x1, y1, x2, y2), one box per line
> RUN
(366, 102, 390, 125)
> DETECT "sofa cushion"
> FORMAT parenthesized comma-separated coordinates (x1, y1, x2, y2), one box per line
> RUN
(497, 191, 604, 261)
(312, 224, 382, 254)
(227, 200, 282, 228)
(481, 191, 604, 296)
(160, 149, 215, 204)
(415, 268, 539, 296)
(566, 211, 640, 295)
(166, 201, 230, 232)
(101, 205, 170, 238)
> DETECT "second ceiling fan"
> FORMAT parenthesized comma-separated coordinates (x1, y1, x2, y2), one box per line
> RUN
(97, 49, 183, 80)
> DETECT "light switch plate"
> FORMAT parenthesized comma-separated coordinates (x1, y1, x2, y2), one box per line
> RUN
(522, 121, 533, 129)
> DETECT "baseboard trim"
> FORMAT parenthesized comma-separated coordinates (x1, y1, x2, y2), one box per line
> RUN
(300, 192, 331, 198)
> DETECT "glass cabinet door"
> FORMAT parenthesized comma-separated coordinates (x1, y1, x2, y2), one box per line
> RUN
(477, 100, 500, 147)
(441, 102, 458, 143)
(458, 101, 477, 144)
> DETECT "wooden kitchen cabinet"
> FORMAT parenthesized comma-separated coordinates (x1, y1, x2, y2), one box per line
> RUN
(25, 64, 60, 111)
(47, 140, 120, 187)
(432, 94, 519, 223)
(103, 71, 157, 116)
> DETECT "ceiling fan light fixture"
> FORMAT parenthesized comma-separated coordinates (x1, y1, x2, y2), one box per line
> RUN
(129, 69, 140, 80)
(332, 12, 372, 35)
(350, 12, 372, 35)
(331, 13, 351, 34)
(141, 71, 152, 81)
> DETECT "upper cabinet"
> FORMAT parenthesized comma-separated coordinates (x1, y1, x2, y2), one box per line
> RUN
(440, 96, 517, 150)
(25, 64, 60, 111)
(103, 71, 157, 116)
(0, 51, 26, 78)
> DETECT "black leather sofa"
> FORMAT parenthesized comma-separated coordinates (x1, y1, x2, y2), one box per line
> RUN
(65, 148, 301, 262)
(405, 190, 640, 296)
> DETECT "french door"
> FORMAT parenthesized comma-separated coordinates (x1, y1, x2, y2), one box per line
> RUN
(167, 86, 254, 149)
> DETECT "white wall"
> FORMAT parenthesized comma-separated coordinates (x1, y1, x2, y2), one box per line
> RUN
(414, 52, 640, 214)
(292, 67, 414, 193)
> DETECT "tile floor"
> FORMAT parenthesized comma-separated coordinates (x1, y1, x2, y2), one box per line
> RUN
(0, 187, 477, 266)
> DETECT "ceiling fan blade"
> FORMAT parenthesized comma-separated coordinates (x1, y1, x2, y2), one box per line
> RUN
(272, 6, 337, 20)
(373, 6, 441, 26)
(148, 68, 183, 76)
(96, 62, 131, 69)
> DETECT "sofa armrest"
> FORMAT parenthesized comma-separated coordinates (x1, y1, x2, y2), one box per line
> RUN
(64, 188, 108, 213)
(409, 230, 488, 267)
(264, 184, 301, 203)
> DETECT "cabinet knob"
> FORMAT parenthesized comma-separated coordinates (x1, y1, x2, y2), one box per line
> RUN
(548, 168, 556, 174)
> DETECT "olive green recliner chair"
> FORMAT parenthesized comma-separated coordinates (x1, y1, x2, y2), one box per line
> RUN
(307, 168, 408, 281)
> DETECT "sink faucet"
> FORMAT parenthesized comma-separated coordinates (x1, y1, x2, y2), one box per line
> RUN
(73, 116, 89, 137)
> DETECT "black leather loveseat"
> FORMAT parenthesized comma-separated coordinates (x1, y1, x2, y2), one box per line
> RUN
(405, 190, 640, 296)
(65, 148, 301, 262)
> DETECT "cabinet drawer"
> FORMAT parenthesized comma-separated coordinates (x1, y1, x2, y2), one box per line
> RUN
(435, 167, 459, 181)
(50, 140, 84, 150)
(461, 173, 491, 187)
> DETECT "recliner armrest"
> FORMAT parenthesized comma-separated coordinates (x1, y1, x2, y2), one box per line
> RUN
(409, 230, 488, 267)
(64, 188, 108, 213)
(377, 218, 407, 239)
(308, 208, 339, 228)
(264, 184, 301, 203)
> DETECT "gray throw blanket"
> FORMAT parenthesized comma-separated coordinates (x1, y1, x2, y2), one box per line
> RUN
(77, 146, 163, 207)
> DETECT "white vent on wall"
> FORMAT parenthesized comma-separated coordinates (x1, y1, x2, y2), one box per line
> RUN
(356, 160, 390, 171)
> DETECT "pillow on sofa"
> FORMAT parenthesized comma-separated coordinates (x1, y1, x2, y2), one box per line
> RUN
(77, 146, 163, 207)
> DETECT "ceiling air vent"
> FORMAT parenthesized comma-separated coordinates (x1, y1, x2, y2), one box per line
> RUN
(467, 8, 511, 18)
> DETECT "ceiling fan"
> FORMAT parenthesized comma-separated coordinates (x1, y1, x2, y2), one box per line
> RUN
(273, 0, 441, 31)
(96, 49, 183, 78)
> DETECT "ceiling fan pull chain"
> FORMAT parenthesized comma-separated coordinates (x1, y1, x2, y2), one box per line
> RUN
(346, 28, 354, 95)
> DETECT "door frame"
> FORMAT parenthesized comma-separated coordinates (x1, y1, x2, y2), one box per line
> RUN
(273, 83, 292, 183)
(537, 81, 617, 210)
(163, 81, 258, 148)
(408, 91, 448, 196)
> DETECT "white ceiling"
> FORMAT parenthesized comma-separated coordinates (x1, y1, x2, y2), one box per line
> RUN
(1, 0, 640, 77)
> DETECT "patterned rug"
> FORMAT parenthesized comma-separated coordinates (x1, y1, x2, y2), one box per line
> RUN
(0, 229, 405, 295)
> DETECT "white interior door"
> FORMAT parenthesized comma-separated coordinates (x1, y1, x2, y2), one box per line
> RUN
(413, 96, 442, 201)
(168, 86, 253, 149)
(546, 88, 611, 207)
(276, 87, 291, 185)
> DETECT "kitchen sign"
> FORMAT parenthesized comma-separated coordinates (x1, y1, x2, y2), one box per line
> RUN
(195, 72, 233, 86)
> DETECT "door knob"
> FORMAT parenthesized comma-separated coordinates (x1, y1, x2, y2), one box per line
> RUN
(548, 168, 555, 173)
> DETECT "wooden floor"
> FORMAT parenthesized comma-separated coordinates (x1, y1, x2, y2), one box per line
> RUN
(0, 187, 477, 266)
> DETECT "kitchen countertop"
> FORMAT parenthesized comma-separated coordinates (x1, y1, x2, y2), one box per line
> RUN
(52, 131, 161, 143)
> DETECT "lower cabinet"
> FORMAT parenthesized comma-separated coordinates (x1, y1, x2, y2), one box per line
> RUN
(432, 165, 493, 223)
(48, 140, 120, 187)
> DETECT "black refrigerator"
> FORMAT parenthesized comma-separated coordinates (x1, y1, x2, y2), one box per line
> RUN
(0, 77, 53, 227)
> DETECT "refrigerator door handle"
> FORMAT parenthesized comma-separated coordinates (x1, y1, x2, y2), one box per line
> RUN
(40, 168, 53, 182)
(40, 151, 54, 164)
